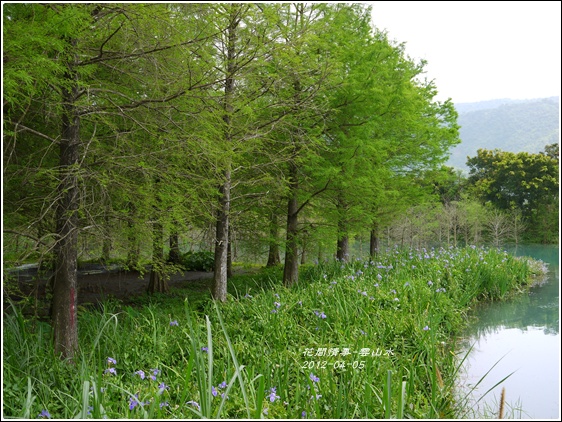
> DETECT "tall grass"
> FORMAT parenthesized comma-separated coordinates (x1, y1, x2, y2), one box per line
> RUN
(2, 245, 544, 419)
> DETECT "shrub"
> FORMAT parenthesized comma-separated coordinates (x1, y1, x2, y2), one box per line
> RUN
(180, 251, 215, 272)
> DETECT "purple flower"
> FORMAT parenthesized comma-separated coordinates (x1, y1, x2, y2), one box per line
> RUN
(423, 325, 430, 331)
(268, 387, 280, 402)
(212, 386, 218, 397)
(271, 309, 278, 314)
(219, 381, 227, 389)
(158, 382, 169, 392)
(201, 347, 208, 353)
(129, 394, 140, 410)
(38, 410, 51, 419)
(314, 310, 327, 319)
(170, 320, 179, 326)
(104, 367, 116, 375)
(274, 301, 281, 308)
(427, 281, 433, 286)
(135, 370, 145, 380)
(150, 368, 160, 381)
(301, 411, 307, 418)
(245, 293, 253, 298)
(160, 402, 169, 408)
(186, 400, 200, 410)
(107, 357, 117, 365)
(309, 373, 319, 383)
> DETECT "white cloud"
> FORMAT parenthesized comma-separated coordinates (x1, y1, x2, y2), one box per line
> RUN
(369, 1, 561, 103)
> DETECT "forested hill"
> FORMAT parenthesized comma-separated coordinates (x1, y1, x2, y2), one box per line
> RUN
(447, 96, 560, 172)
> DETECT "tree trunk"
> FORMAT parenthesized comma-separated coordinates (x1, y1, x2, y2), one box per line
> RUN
(336, 235, 349, 262)
(168, 229, 181, 264)
(227, 225, 233, 278)
(300, 234, 307, 265)
(126, 202, 140, 269)
(147, 219, 169, 293)
(51, 68, 80, 360)
(212, 7, 239, 301)
(336, 200, 350, 262)
(369, 225, 380, 258)
(266, 212, 281, 267)
(212, 171, 230, 301)
(283, 162, 299, 286)
(101, 208, 111, 263)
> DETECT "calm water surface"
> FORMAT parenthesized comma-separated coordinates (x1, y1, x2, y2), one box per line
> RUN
(457, 245, 560, 419)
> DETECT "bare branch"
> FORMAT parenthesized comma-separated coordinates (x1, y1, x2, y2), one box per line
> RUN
(14, 124, 59, 144)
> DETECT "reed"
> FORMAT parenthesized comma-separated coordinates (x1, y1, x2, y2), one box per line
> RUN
(499, 387, 506, 419)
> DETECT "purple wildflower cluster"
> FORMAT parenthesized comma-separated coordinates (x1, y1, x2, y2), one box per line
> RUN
(313, 310, 327, 319)
(104, 357, 117, 376)
(268, 387, 281, 402)
(308, 373, 322, 402)
(211, 381, 229, 399)
(134, 367, 161, 381)
(129, 393, 152, 410)
(186, 400, 200, 410)
(38, 410, 51, 419)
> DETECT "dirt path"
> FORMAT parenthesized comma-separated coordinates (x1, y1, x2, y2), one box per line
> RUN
(76, 268, 215, 304)
(4, 265, 216, 315)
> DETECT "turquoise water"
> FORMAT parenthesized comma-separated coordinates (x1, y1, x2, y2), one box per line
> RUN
(457, 245, 560, 419)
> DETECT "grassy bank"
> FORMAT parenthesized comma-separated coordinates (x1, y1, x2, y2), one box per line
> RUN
(2, 246, 547, 419)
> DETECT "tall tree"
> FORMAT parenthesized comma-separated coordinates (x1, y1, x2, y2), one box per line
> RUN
(266, 3, 336, 285)
(3, 3, 216, 357)
(204, 4, 286, 300)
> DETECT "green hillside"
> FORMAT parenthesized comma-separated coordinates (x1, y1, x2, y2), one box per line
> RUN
(448, 96, 560, 172)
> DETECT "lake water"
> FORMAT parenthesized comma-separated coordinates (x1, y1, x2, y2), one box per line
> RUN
(456, 244, 560, 419)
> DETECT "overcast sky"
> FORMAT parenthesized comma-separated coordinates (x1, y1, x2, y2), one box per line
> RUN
(368, 1, 561, 104)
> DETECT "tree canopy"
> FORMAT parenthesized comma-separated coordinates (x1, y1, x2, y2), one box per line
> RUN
(3, 3, 462, 358)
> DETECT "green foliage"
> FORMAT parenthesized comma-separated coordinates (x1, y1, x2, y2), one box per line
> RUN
(179, 251, 215, 272)
(466, 146, 559, 243)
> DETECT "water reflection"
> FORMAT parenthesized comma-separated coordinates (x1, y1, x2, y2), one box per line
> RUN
(457, 245, 560, 419)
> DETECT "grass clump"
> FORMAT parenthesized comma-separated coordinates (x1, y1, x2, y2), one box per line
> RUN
(2, 245, 544, 419)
